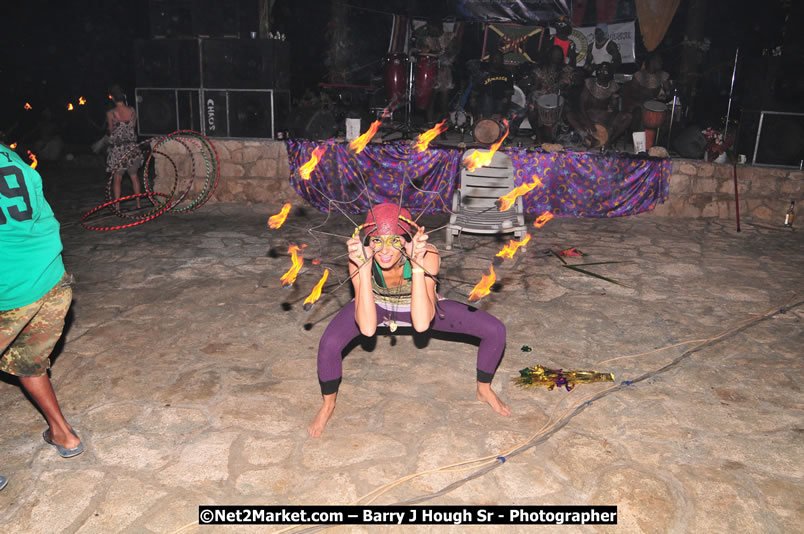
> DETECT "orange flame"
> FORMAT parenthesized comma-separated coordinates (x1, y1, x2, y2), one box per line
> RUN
(413, 119, 448, 152)
(9, 142, 17, 149)
(24, 102, 32, 110)
(78, 96, 86, 105)
(108, 94, 113, 100)
(268, 203, 292, 229)
(67, 103, 74, 111)
(27, 150, 38, 169)
(280, 244, 306, 287)
(495, 234, 531, 260)
(462, 119, 509, 172)
(349, 120, 382, 154)
(298, 145, 327, 180)
(303, 268, 330, 310)
(468, 266, 496, 302)
(497, 176, 543, 211)
(533, 211, 554, 228)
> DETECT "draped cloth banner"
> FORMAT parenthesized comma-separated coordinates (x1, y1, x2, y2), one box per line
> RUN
(506, 147, 669, 217)
(287, 140, 669, 218)
(634, 0, 681, 52)
(287, 140, 461, 215)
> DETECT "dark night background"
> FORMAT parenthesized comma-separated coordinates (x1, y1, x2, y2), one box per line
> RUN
(1, 0, 800, 152)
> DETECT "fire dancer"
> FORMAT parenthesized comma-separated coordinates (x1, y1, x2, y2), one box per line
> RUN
(106, 88, 142, 210)
(308, 203, 510, 438)
(1, 142, 84, 463)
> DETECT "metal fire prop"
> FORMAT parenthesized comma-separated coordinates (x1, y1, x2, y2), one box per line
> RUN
(462, 119, 509, 172)
(497, 176, 543, 212)
(349, 120, 382, 154)
(298, 145, 327, 181)
(268, 203, 292, 229)
(412, 119, 448, 152)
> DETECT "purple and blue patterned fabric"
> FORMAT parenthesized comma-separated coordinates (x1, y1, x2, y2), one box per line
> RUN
(287, 139, 669, 217)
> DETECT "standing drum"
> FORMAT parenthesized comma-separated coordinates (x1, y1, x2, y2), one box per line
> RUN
(536, 94, 565, 126)
(642, 100, 667, 129)
(384, 53, 408, 104)
(414, 54, 438, 110)
(473, 118, 504, 144)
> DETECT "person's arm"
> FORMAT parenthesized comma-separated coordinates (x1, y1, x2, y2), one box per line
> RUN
(347, 237, 377, 336)
(584, 44, 594, 73)
(106, 111, 115, 133)
(608, 42, 622, 70)
(407, 227, 439, 332)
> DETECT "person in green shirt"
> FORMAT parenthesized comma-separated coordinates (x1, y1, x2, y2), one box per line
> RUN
(0, 143, 84, 460)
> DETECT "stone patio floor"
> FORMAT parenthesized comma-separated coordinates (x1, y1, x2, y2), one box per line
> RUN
(0, 165, 802, 533)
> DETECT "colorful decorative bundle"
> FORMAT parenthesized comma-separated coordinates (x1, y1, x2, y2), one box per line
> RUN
(514, 364, 614, 391)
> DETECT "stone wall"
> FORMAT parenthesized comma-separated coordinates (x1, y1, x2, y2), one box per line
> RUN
(154, 140, 801, 223)
(152, 139, 298, 206)
(641, 159, 802, 222)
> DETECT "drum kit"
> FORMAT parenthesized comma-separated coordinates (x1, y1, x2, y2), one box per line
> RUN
(383, 53, 439, 124)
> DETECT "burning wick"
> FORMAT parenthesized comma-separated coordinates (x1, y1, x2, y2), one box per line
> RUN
(349, 120, 382, 154)
(24, 102, 32, 110)
(497, 176, 543, 211)
(298, 145, 327, 181)
(495, 234, 531, 260)
(468, 266, 496, 302)
(9, 142, 17, 149)
(67, 103, 74, 111)
(533, 211, 554, 228)
(413, 119, 448, 152)
(78, 96, 86, 105)
(303, 269, 330, 311)
(462, 119, 509, 172)
(27, 150, 38, 169)
(268, 203, 292, 229)
(280, 244, 306, 287)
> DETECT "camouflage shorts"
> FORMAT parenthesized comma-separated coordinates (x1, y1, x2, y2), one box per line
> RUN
(0, 274, 72, 377)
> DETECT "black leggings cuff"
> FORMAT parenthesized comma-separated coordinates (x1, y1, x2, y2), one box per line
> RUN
(477, 369, 494, 383)
(319, 377, 341, 396)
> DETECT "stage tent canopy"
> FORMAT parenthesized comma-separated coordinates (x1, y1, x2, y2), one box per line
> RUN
(451, 0, 571, 23)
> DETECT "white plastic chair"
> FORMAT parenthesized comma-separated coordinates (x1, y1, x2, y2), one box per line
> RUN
(445, 149, 527, 250)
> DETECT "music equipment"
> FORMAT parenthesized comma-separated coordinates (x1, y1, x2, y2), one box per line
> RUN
(135, 39, 201, 88)
(642, 100, 667, 129)
(149, 0, 255, 39)
(473, 118, 505, 144)
(383, 53, 408, 104)
(536, 94, 565, 126)
(201, 39, 289, 90)
(642, 100, 667, 149)
(413, 54, 438, 110)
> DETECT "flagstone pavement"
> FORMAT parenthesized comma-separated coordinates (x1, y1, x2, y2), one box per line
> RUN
(1, 165, 802, 533)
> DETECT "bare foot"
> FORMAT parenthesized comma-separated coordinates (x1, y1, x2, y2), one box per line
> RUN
(477, 383, 511, 416)
(307, 394, 336, 438)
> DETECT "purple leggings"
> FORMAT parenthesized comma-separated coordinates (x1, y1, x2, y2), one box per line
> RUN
(317, 299, 506, 394)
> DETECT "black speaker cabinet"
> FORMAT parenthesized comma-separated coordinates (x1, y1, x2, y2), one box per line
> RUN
(150, 0, 254, 39)
(202, 90, 277, 138)
(135, 39, 200, 88)
(201, 39, 290, 90)
(137, 89, 202, 135)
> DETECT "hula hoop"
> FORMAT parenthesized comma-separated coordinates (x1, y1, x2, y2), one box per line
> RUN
(81, 193, 170, 231)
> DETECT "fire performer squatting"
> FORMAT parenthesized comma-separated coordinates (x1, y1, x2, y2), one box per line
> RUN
(308, 203, 510, 437)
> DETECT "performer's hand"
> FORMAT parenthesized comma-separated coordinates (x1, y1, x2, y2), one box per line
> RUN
(347, 237, 368, 266)
(407, 226, 429, 265)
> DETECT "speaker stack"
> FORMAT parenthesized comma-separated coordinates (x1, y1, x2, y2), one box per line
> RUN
(136, 0, 289, 138)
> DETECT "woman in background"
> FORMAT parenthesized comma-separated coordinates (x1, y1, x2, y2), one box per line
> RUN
(106, 89, 142, 210)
